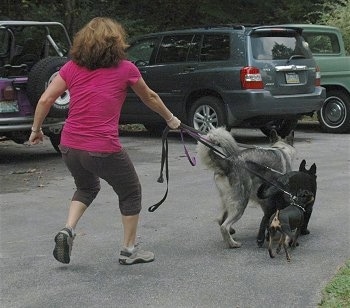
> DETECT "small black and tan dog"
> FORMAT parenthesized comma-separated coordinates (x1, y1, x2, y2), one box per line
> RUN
(267, 188, 314, 262)
(254, 159, 317, 247)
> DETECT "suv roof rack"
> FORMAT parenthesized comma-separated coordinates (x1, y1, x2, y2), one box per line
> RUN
(166, 24, 262, 32)
(200, 23, 262, 30)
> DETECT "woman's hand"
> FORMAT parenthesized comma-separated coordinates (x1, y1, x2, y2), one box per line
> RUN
(166, 114, 181, 129)
(29, 129, 44, 145)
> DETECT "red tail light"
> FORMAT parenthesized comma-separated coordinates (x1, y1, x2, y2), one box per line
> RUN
(240, 66, 264, 89)
(3, 85, 16, 100)
(315, 66, 321, 86)
(2, 86, 16, 101)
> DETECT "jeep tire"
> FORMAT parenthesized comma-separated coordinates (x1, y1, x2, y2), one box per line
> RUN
(317, 90, 350, 133)
(188, 96, 226, 133)
(27, 57, 70, 118)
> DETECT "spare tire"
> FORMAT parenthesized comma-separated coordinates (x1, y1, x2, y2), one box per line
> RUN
(27, 57, 70, 118)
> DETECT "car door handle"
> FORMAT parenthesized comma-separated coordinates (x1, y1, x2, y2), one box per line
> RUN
(139, 70, 147, 74)
(186, 66, 196, 71)
(181, 66, 196, 74)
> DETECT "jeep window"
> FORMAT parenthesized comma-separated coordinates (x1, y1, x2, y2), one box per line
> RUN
(251, 31, 312, 60)
(156, 35, 194, 64)
(10, 26, 46, 62)
(302, 33, 340, 54)
(200, 34, 230, 62)
(0, 28, 10, 56)
(127, 37, 159, 66)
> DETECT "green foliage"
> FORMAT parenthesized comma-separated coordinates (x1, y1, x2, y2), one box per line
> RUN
(1, 0, 346, 37)
(319, 0, 350, 54)
(0, 1, 348, 58)
(319, 260, 350, 307)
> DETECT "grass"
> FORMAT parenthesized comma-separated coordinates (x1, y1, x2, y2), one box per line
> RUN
(319, 260, 350, 307)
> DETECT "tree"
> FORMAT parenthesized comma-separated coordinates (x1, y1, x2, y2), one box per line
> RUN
(0, 0, 349, 43)
(319, 0, 350, 54)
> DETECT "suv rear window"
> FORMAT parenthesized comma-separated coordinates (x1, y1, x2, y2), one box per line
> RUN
(251, 30, 312, 60)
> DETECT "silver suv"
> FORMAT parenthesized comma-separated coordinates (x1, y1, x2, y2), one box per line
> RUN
(123, 25, 326, 136)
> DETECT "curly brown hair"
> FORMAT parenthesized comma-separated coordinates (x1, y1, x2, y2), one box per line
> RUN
(70, 17, 129, 70)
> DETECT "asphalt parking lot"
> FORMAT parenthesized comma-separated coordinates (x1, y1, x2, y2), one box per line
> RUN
(1, 123, 349, 308)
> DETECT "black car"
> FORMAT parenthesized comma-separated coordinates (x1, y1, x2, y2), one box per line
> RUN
(122, 25, 326, 136)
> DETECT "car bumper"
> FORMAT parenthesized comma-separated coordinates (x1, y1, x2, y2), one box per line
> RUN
(224, 86, 326, 125)
(0, 117, 64, 133)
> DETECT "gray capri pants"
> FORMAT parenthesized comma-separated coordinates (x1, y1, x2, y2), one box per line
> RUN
(59, 145, 142, 216)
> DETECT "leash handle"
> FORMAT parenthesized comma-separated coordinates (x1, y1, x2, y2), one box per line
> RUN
(148, 126, 170, 212)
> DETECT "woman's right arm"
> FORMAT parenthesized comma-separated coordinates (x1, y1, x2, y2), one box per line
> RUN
(29, 74, 67, 144)
(130, 77, 181, 129)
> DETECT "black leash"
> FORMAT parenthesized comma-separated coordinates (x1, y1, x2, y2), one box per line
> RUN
(148, 123, 232, 212)
(148, 124, 302, 212)
(148, 126, 170, 212)
(148, 123, 224, 212)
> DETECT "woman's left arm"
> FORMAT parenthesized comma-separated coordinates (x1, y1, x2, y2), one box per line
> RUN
(130, 77, 181, 129)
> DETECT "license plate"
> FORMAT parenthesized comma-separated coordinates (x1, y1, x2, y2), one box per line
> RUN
(0, 101, 19, 113)
(285, 72, 300, 84)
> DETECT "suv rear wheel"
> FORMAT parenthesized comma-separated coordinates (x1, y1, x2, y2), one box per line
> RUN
(27, 57, 70, 118)
(188, 96, 226, 133)
(260, 119, 298, 138)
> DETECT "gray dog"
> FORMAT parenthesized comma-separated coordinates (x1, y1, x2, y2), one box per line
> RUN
(197, 127, 296, 248)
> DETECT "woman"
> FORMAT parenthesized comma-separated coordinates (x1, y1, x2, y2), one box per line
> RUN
(29, 17, 180, 265)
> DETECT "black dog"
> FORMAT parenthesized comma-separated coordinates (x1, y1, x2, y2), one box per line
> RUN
(254, 159, 317, 247)
(268, 188, 314, 262)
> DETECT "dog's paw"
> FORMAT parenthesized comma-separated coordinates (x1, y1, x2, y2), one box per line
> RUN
(220, 226, 241, 248)
(300, 229, 310, 235)
(288, 240, 299, 247)
(228, 240, 242, 248)
(257, 239, 264, 247)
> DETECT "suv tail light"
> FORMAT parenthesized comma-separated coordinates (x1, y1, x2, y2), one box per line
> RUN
(315, 66, 321, 86)
(240, 66, 264, 89)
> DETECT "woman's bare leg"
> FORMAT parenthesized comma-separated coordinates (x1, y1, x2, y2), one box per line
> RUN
(65, 200, 88, 229)
(121, 214, 139, 248)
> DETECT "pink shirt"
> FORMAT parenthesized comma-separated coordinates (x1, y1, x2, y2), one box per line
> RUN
(59, 60, 141, 152)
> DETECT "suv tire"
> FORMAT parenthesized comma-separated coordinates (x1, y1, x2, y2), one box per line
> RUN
(27, 57, 70, 118)
(260, 119, 298, 138)
(188, 96, 226, 133)
(317, 90, 350, 133)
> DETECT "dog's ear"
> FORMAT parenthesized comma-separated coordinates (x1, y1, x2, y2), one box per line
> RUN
(299, 159, 306, 172)
(269, 129, 279, 143)
(285, 130, 294, 146)
(309, 163, 317, 175)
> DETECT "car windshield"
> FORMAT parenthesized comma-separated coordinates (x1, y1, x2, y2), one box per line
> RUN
(251, 30, 312, 60)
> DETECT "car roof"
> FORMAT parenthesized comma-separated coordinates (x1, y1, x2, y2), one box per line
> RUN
(277, 23, 340, 32)
(134, 25, 246, 36)
(130, 24, 303, 41)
